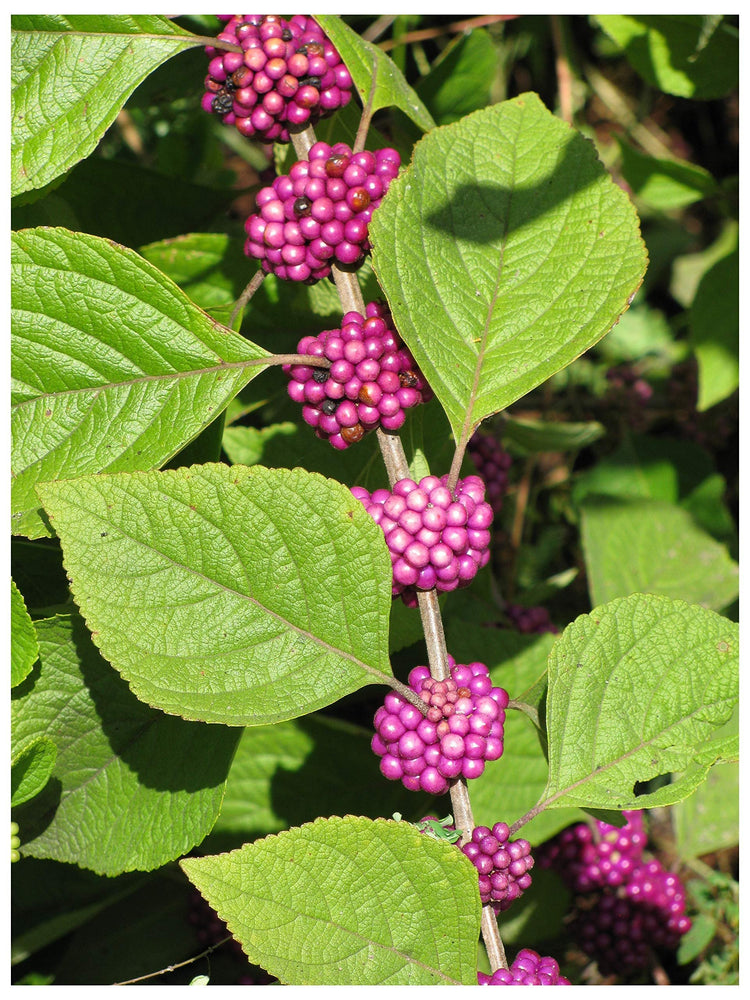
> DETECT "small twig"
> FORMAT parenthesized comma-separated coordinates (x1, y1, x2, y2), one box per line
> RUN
(362, 15, 397, 43)
(378, 15, 519, 52)
(113, 935, 233, 985)
(230, 269, 266, 329)
(192, 34, 243, 53)
(353, 61, 380, 154)
(446, 421, 477, 496)
(550, 15, 574, 125)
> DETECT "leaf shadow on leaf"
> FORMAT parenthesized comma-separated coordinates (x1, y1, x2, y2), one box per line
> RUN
(422, 132, 607, 247)
(68, 615, 241, 794)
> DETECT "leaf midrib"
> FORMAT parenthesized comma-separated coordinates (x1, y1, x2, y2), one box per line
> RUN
(49, 482, 390, 690)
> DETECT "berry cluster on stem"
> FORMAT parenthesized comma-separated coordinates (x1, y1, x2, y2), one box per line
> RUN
(283, 300, 431, 448)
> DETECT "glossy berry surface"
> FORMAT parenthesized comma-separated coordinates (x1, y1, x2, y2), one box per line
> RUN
(244, 141, 400, 282)
(202, 15, 352, 143)
(371, 657, 509, 795)
(478, 949, 571, 985)
(283, 301, 432, 448)
(538, 810, 647, 893)
(573, 857, 692, 974)
(351, 474, 493, 606)
(468, 430, 512, 516)
(461, 822, 534, 912)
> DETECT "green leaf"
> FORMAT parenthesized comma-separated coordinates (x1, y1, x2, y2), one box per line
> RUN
(10, 614, 239, 876)
(11, 228, 270, 539)
(593, 301, 679, 366)
(573, 435, 714, 508)
(672, 760, 739, 860)
(595, 15, 738, 100)
(617, 137, 718, 211)
(580, 496, 739, 611)
(444, 625, 585, 843)
(207, 714, 426, 852)
(690, 249, 739, 411)
(36, 464, 394, 726)
(139, 232, 252, 312)
(181, 816, 480, 985)
(11, 578, 39, 687)
(11, 14, 201, 196)
(315, 16, 435, 133)
(370, 94, 647, 443)
(416, 30, 499, 126)
(11, 858, 145, 965)
(11, 736, 57, 808)
(543, 593, 738, 810)
(670, 220, 737, 308)
(502, 415, 605, 455)
(13, 158, 233, 251)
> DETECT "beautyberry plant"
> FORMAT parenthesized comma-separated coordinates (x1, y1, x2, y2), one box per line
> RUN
(11, 12, 737, 988)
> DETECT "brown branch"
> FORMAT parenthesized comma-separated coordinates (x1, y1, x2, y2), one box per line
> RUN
(379, 15, 519, 51)
(550, 15, 573, 125)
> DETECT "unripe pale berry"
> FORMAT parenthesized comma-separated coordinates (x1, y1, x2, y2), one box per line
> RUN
(371, 657, 509, 795)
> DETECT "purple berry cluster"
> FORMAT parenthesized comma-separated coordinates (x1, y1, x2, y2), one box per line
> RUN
(478, 949, 571, 986)
(202, 15, 352, 143)
(461, 822, 534, 912)
(372, 658, 509, 796)
(283, 301, 432, 448)
(351, 474, 493, 607)
(244, 141, 401, 282)
(540, 811, 692, 976)
(504, 603, 559, 635)
(468, 430, 512, 516)
(539, 810, 646, 893)
(574, 858, 692, 975)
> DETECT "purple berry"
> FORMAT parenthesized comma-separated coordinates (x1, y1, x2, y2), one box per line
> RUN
(538, 811, 646, 893)
(572, 857, 692, 975)
(504, 603, 559, 635)
(203, 16, 353, 143)
(352, 474, 494, 604)
(468, 430, 512, 517)
(371, 657, 509, 794)
(244, 142, 401, 282)
(478, 948, 571, 985)
(460, 823, 535, 912)
(283, 302, 431, 448)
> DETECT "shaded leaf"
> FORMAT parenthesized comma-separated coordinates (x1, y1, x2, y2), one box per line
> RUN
(11, 613, 239, 875)
(595, 15, 738, 100)
(370, 94, 647, 443)
(36, 465, 394, 726)
(617, 137, 718, 210)
(11, 736, 57, 808)
(690, 249, 739, 411)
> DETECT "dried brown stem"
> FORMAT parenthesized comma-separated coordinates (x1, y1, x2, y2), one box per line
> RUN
(550, 15, 573, 125)
(378, 15, 519, 51)
(113, 935, 233, 985)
